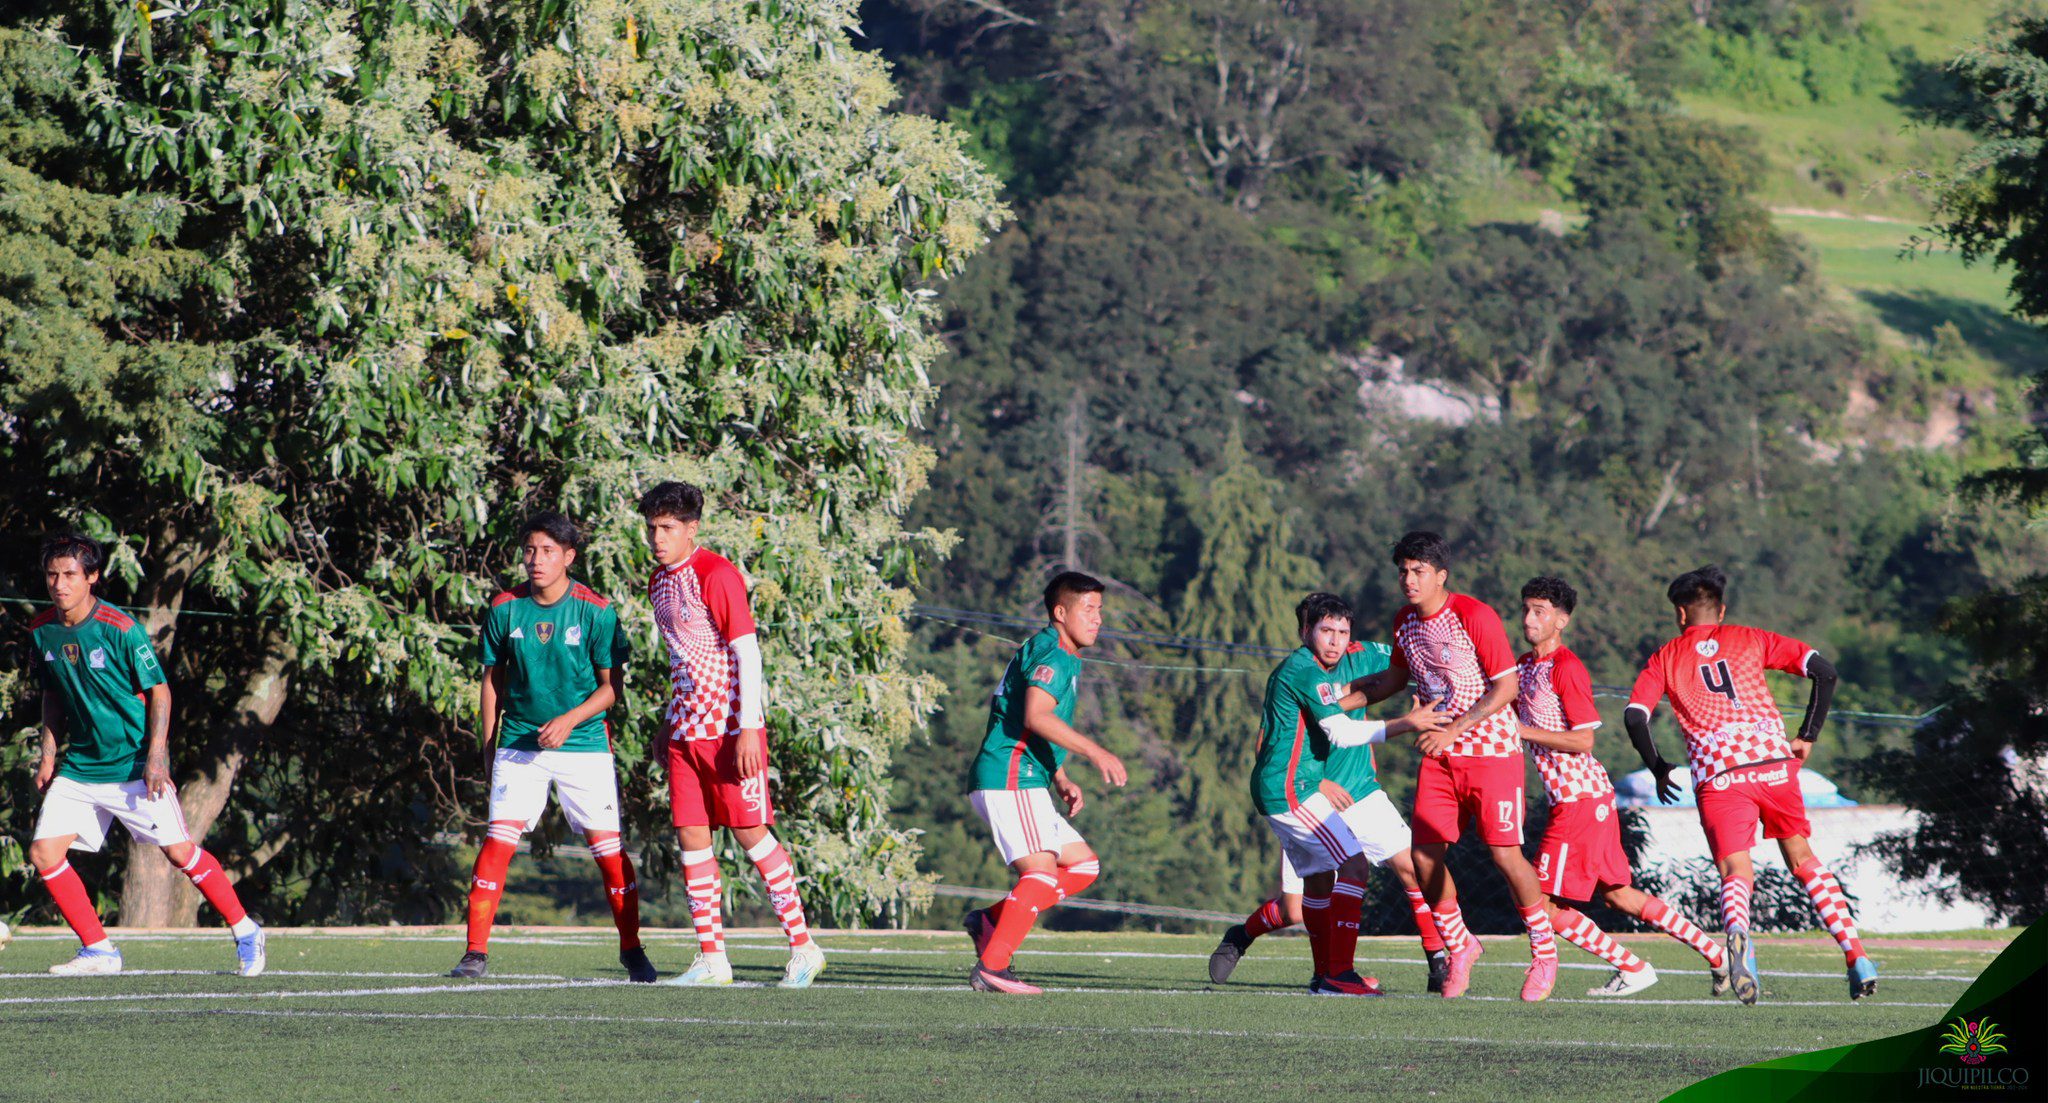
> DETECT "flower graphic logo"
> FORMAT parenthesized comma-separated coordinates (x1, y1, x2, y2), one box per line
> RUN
(1938, 1018, 2008, 1065)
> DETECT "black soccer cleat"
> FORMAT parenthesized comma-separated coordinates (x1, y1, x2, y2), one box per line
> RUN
(1426, 949, 1449, 995)
(1208, 924, 1252, 984)
(621, 946, 658, 984)
(449, 951, 488, 979)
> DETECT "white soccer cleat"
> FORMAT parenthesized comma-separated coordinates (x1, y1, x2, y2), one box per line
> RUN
(49, 946, 123, 976)
(235, 924, 267, 978)
(778, 942, 826, 989)
(662, 952, 734, 987)
(1586, 963, 1659, 997)
(0, 919, 11, 951)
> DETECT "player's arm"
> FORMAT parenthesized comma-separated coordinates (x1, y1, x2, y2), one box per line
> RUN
(1521, 655, 1602, 753)
(1320, 696, 1449, 748)
(1622, 706, 1681, 803)
(142, 681, 173, 798)
(1353, 660, 1409, 705)
(34, 689, 64, 792)
(1763, 632, 1837, 761)
(1052, 765, 1086, 816)
(704, 564, 770, 777)
(536, 667, 617, 750)
(1519, 722, 1596, 753)
(1024, 687, 1127, 787)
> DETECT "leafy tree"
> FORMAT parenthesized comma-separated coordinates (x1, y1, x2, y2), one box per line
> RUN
(1925, 11, 2048, 323)
(1570, 109, 1784, 272)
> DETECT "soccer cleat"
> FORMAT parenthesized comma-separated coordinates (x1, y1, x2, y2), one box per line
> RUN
(1711, 962, 1732, 997)
(778, 942, 826, 989)
(1309, 970, 1384, 997)
(448, 951, 489, 979)
(1727, 928, 1760, 1006)
(969, 963, 1042, 994)
(1425, 949, 1449, 995)
(1441, 936, 1484, 998)
(235, 924, 267, 978)
(1520, 955, 1557, 1002)
(662, 952, 735, 987)
(1207, 924, 1252, 984)
(963, 908, 996, 961)
(1848, 956, 1879, 1001)
(1587, 964, 1660, 998)
(620, 947, 658, 984)
(49, 946, 122, 976)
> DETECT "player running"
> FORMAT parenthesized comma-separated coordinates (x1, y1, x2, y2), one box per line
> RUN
(1513, 576, 1731, 998)
(643, 481, 824, 989)
(961, 572, 1128, 994)
(1243, 592, 1450, 996)
(26, 534, 265, 977)
(1624, 565, 1877, 1005)
(1210, 603, 1455, 992)
(1355, 532, 1557, 1000)
(450, 512, 654, 983)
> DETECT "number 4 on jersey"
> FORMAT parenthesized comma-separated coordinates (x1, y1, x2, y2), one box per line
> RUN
(1698, 659, 1738, 703)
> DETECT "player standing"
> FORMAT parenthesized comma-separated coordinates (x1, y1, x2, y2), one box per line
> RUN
(1625, 566, 1877, 1004)
(643, 481, 825, 989)
(1356, 532, 1557, 1001)
(960, 572, 1128, 994)
(26, 534, 265, 976)
(1513, 576, 1731, 997)
(449, 512, 654, 983)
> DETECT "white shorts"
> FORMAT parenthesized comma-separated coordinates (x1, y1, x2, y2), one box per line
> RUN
(1263, 792, 1362, 878)
(1275, 789, 1413, 889)
(34, 776, 191, 853)
(970, 788, 1088, 864)
(1279, 851, 1304, 895)
(489, 748, 623, 834)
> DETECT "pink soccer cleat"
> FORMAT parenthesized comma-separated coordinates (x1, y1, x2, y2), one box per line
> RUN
(969, 963, 1042, 994)
(1521, 955, 1557, 1002)
(1441, 937, 1484, 998)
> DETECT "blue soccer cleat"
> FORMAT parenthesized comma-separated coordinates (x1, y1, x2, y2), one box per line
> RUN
(1848, 956, 1879, 1001)
(1727, 928, 1759, 1006)
(235, 924, 267, 977)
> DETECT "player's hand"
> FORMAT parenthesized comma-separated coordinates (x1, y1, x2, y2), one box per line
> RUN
(1413, 701, 1457, 757)
(1652, 760, 1682, 805)
(536, 715, 576, 750)
(735, 728, 768, 778)
(145, 747, 172, 799)
(1055, 773, 1086, 816)
(32, 755, 54, 793)
(1089, 749, 1128, 788)
(1317, 778, 1354, 812)
(1789, 738, 1814, 763)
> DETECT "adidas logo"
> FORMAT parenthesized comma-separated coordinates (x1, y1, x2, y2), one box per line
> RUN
(510, 627, 524, 639)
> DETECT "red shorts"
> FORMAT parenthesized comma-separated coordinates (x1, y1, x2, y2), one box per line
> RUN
(667, 736, 774, 829)
(1411, 753, 1527, 847)
(1695, 760, 1809, 860)
(1536, 794, 1632, 902)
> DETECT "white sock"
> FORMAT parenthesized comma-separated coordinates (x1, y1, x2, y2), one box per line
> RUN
(230, 917, 258, 939)
(84, 938, 115, 953)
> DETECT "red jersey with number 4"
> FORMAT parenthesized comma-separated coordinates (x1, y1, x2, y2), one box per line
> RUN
(649, 547, 757, 742)
(1516, 645, 1612, 805)
(1391, 593, 1520, 758)
(1626, 624, 1815, 788)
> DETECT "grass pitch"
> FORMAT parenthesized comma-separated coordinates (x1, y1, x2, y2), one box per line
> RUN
(0, 926, 1997, 1102)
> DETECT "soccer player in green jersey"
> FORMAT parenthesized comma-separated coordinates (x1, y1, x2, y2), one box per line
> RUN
(1241, 592, 1448, 996)
(450, 512, 654, 982)
(27, 534, 265, 976)
(961, 571, 1128, 994)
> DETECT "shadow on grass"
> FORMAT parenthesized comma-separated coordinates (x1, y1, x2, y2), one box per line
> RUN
(1860, 289, 2047, 376)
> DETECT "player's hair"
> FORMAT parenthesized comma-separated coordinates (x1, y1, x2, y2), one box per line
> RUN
(638, 481, 703, 523)
(1521, 575, 1577, 615)
(1667, 565, 1728, 610)
(40, 532, 104, 580)
(1043, 571, 1104, 616)
(1295, 591, 1355, 633)
(519, 510, 584, 553)
(1390, 530, 1451, 572)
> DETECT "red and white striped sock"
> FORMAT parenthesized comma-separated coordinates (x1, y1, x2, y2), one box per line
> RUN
(1405, 887, 1446, 953)
(745, 834, 813, 949)
(465, 822, 522, 953)
(1055, 858, 1099, 902)
(1329, 878, 1368, 976)
(1518, 903, 1559, 961)
(176, 847, 252, 932)
(983, 870, 1060, 970)
(1431, 901, 1472, 955)
(1642, 895, 1725, 968)
(1720, 874, 1753, 933)
(1554, 907, 1645, 972)
(682, 847, 725, 956)
(1243, 897, 1289, 940)
(1301, 893, 1333, 977)
(39, 861, 108, 949)
(1793, 858, 1866, 964)
(588, 834, 641, 951)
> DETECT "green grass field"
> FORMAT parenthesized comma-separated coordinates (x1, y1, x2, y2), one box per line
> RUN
(0, 926, 2004, 1102)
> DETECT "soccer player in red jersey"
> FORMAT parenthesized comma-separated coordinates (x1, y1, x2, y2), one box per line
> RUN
(1514, 576, 1731, 998)
(642, 481, 824, 989)
(1356, 532, 1556, 1001)
(1624, 565, 1877, 1004)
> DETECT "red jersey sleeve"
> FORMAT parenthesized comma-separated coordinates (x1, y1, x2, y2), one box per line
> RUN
(1452, 595, 1516, 680)
(1755, 628, 1816, 676)
(1626, 654, 1665, 714)
(1554, 651, 1603, 729)
(700, 560, 758, 642)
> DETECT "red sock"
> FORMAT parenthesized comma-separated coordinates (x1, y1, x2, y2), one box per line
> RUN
(465, 823, 521, 953)
(1405, 887, 1445, 953)
(1301, 893, 1333, 977)
(176, 848, 248, 927)
(1055, 858, 1099, 901)
(1329, 878, 1367, 976)
(746, 834, 813, 949)
(588, 835, 641, 951)
(683, 847, 724, 955)
(982, 870, 1061, 970)
(1244, 897, 1289, 940)
(39, 861, 107, 947)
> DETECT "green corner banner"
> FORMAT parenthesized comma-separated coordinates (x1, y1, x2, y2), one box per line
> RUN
(1666, 922, 2045, 1102)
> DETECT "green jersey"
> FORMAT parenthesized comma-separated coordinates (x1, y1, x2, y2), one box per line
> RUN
(970, 626, 1082, 791)
(32, 601, 166, 784)
(1250, 643, 1389, 815)
(479, 581, 629, 753)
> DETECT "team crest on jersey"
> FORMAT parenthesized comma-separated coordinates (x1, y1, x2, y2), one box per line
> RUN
(535, 621, 555, 644)
(62, 643, 81, 665)
(1595, 802, 1611, 822)
(1031, 664, 1056, 686)
(566, 625, 583, 646)
(1695, 638, 1720, 658)
(88, 647, 107, 669)
(1317, 682, 1340, 705)
(1439, 645, 1455, 664)
(135, 643, 159, 670)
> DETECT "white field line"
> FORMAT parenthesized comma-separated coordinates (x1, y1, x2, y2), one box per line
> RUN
(0, 979, 628, 1006)
(0, 970, 573, 981)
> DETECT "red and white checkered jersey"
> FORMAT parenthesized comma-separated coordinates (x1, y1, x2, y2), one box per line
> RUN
(1627, 623, 1815, 787)
(1391, 593, 1521, 757)
(1515, 645, 1612, 805)
(648, 547, 757, 742)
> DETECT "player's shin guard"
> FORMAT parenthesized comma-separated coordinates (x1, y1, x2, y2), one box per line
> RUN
(176, 848, 252, 931)
(1642, 895, 1726, 968)
(1329, 878, 1368, 975)
(38, 861, 108, 948)
(1518, 904, 1559, 961)
(983, 871, 1061, 970)
(1554, 907, 1644, 972)
(1793, 858, 1865, 964)
(1431, 901, 1471, 956)
(589, 835, 641, 951)
(1719, 873, 1753, 933)
(1243, 897, 1289, 940)
(683, 847, 725, 956)
(1301, 892, 1333, 977)
(745, 834, 813, 949)
(1055, 858, 1099, 902)
(1404, 887, 1446, 953)
(466, 823, 522, 953)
